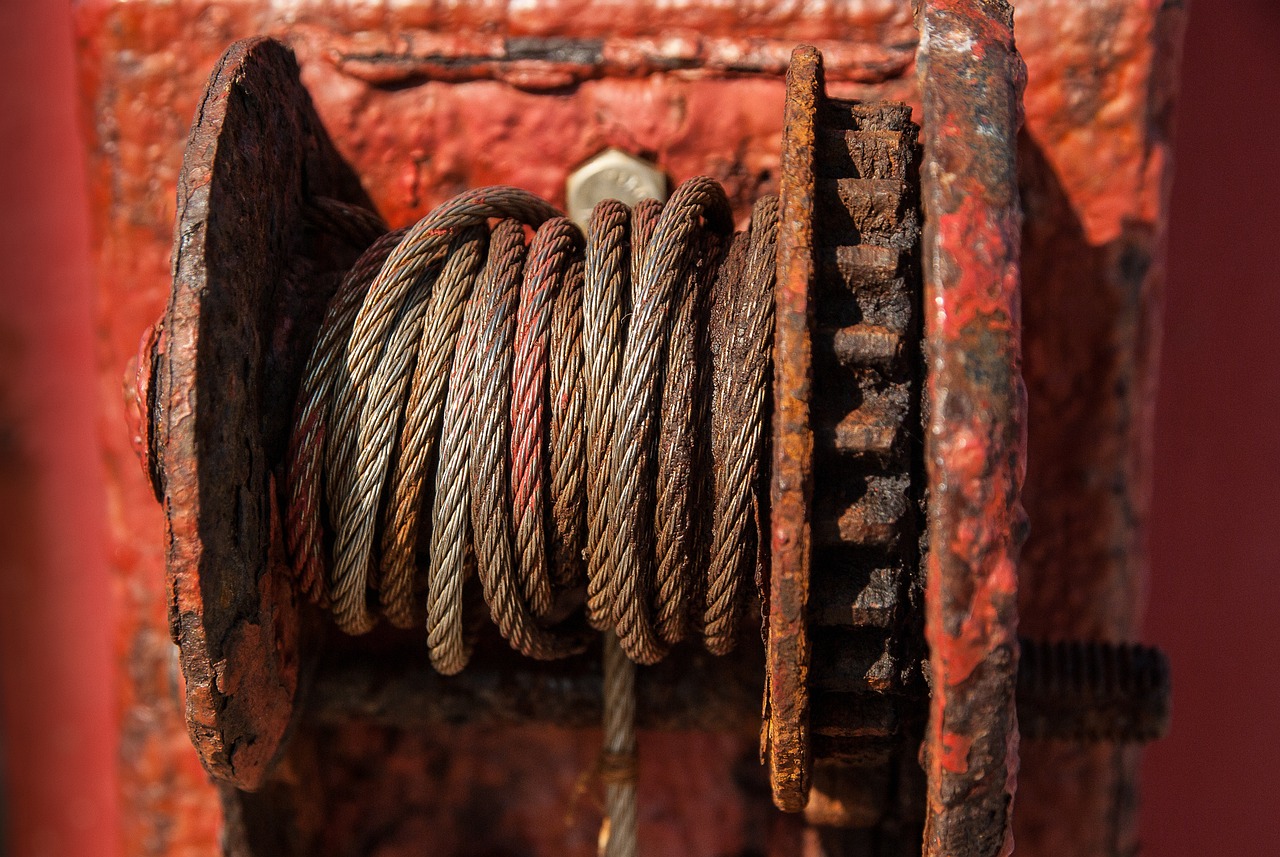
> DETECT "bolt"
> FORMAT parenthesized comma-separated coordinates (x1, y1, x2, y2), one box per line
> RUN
(565, 148, 667, 228)
(1016, 638, 1171, 743)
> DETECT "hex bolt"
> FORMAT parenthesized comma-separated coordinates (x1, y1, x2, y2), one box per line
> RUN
(1016, 638, 1171, 743)
(565, 148, 668, 227)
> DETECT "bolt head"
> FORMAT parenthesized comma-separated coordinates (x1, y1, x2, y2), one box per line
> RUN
(565, 148, 668, 228)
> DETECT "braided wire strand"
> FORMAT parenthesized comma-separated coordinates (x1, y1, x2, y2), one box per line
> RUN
(425, 271, 487, 674)
(600, 178, 734, 664)
(653, 231, 724, 645)
(470, 220, 585, 660)
(333, 233, 488, 633)
(285, 227, 405, 604)
(286, 181, 774, 665)
(511, 219, 584, 621)
(327, 190, 558, 633)
(704, 195, 778, 653)
(549, 252, 587, 589)
(585, 197, 663, 634)
(379, 226, 489, 628)
(600, 630, 638, 857)
(583, 200, 632, 631)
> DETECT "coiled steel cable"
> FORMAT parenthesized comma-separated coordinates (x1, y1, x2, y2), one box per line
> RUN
(286, 179, 777, 669)
(286, 180, 776, 857)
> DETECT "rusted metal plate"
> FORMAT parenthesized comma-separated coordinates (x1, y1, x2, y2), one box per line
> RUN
(155, 36, 371, 790)
(768, 44, 819, 814)
(917, 2, 1025, 856)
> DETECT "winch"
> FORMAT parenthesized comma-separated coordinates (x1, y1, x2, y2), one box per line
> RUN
(118, 2, 1174, 855)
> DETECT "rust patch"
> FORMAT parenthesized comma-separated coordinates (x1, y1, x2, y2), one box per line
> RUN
(767, 43, 819, 814)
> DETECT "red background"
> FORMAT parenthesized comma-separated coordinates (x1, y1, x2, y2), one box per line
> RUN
(0, 1, 1275, 856)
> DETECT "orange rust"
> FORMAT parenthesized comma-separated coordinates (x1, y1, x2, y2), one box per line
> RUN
(767, 43, 819, 815)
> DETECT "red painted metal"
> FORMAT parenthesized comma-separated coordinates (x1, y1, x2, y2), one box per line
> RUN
(917, 3, 1023, 855)
(1012, 2, 1187, 854)
(77, 5, 905, 854)
(18, 2, 1280, 857)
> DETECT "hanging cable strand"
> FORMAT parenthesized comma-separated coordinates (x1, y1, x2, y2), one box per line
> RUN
(600, 629, 638, 857)
(285, 179, 778, 668)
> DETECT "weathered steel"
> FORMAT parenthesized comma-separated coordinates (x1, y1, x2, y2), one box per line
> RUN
(917, 2, 1025, 856)
(153, 37, 372, 789)
(768, 44, 819, 814)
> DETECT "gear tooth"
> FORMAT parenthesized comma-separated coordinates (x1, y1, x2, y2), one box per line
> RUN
(808, 565, 900, 629)
(806, 96, 926, 835)
(816, 128, 915, 181)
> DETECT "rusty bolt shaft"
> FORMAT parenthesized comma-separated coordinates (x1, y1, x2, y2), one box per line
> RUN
(1017, 638, 1171, 743)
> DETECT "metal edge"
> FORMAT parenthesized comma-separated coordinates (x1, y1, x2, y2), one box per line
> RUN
(917, 1, 1027, 855)
(768, 43, 821, 813)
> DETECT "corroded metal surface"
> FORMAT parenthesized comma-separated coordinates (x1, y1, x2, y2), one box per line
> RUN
(917, 2, 1025, 856)
(768, 44, 819, 815)
(308, 640, 763, 732)
(153, 37, 371, 789)
(1010, 1, 1188, 853)
(769, 46, 927, 844)
(804, 89, 926, 839)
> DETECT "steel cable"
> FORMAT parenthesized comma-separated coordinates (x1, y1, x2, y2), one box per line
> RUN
(286, 180, 775, 666)
(285, 180, 775, 857)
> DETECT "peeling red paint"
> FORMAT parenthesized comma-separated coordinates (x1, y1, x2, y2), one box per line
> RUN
(919, 2, 1024, 856)
(938, 731, 974, 775)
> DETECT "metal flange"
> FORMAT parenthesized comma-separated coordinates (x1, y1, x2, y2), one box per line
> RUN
(767, 45, 927, 830)
(145, 37, 373, 789)
(917, 3, 1025, 853)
